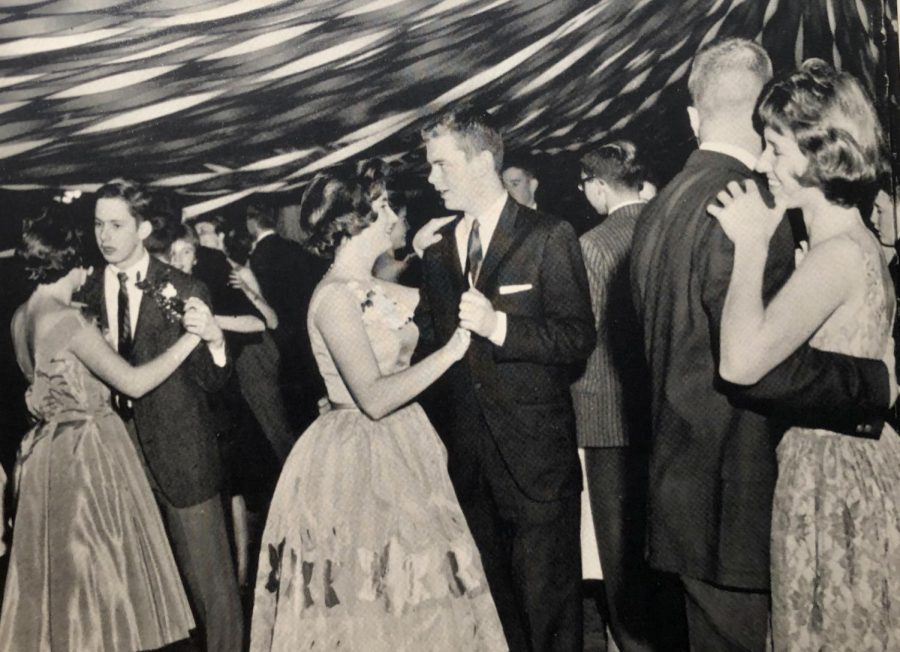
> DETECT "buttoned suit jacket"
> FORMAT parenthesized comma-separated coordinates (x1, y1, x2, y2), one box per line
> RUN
(415, 197, 596, 502)
(630, 149, 890, 589)
(81, 256, 231, 507)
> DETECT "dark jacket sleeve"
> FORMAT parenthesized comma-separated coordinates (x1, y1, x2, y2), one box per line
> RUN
(496, 220, 596, 365)
(183, 277, 232, 393)
(412, 252, 438, 361)
(700, 216, 889, 435)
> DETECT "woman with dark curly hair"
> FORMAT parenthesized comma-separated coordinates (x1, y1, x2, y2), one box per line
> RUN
(708, 60, 900, 650)
(249, 167, 507, 651)
(0, 203, 218, 650)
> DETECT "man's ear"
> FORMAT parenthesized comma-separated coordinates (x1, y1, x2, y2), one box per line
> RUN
(137, 219, 152, 241)
(687, 106, 700, 140)
(529, 177, 539, 194)
(479, 150, 498, 175)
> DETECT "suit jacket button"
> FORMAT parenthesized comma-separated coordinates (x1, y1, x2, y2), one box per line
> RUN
(474, 382, 482, 390)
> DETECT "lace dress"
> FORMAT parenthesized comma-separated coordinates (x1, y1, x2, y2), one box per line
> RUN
(771, 240, 900, 651)
(249, 279, 507, 651)
(0, 312, 194, 651)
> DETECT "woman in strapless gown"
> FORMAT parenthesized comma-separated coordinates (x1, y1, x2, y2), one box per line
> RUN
(250, 171, 507, 651)
(0, 206, 211, 651)
(710, 61, 900, 651)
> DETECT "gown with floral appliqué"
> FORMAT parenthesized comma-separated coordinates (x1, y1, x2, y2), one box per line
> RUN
(250, 279, 507, 652)
(0, 312, 194, 651)
(770, 240, 900, 652)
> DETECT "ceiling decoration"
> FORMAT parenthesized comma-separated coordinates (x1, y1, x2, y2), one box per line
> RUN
(0, 0, 891, 216)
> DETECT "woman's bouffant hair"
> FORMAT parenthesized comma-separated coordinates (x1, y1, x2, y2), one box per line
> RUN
(17, 202, 85, 285)
(757, 59, 888, 208)
(300, 170, 376, 258)
(357, 158, 407, 216)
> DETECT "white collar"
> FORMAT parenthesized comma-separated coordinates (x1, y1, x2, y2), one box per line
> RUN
(254, 229, 275, 245)
(607, 199, 646, 215)
(699, 142, 758, 171)
(107, 249, 150, 283)
(464, 190, 508, 229)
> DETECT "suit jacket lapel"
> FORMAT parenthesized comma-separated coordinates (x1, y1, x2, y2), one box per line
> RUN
(132, 257, 163, 350)
(79, 269, 109, 330)
(435, 216, 465, 284)
(477, 198, 519, 292)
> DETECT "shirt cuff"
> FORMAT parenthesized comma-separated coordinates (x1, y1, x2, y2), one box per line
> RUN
(208, 339, 227, 367)
(488, 311, 507, 346)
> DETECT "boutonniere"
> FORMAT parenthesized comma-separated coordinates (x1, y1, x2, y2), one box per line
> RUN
(135, 277, 185, 324)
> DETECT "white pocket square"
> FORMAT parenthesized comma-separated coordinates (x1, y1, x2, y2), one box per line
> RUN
(499, 284, 533, 295)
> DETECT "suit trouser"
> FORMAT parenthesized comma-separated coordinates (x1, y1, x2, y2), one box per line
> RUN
(125, 420, 243, 652)
(680, 576, 769, 652)
(450, 420, 582, 652)
(235, 335, 296, 463)
(583, 446, 658, 652)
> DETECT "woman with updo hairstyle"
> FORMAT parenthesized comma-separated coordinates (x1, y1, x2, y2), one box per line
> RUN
(250, 169, 507, 651)
(708, 59, 900, 650)
(357, 159, 419, 284)
(0, 202, 209, 650)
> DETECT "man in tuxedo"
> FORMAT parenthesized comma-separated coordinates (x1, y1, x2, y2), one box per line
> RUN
(630, 39, 892, 651)
(84, 179, 243, 652)
(415, 106, 596, 652)
(246, 204, 329, 429)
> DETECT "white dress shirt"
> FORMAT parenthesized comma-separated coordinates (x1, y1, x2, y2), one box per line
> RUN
(104, 250, 150, 350)
(455, 191, 509, 345)
(104, 249, 226, 365)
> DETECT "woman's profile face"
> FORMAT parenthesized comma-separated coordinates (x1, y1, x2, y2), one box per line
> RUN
(169, 239, 197, 275)
(756, 127, 809, 208)
(366, 195, 399, 255)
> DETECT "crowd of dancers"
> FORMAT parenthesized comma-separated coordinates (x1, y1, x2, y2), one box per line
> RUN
(0, 37, 898, 652)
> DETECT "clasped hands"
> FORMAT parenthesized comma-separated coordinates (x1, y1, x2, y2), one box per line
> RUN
(444, 288, 499, 362)
(458, 286, 498, 338)
(182, 297, 225, 347)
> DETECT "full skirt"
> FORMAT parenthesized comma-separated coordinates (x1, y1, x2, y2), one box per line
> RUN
(771, 426, 900, 651)
(0, 412, 194, 651)
(249, 403, 507, 651)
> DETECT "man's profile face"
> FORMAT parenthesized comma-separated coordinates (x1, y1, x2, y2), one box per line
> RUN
(194, 220, 223, 250)
(426, 132, 484, 214)
(502, 167, 536, 207)
(94, 197, 148, 268)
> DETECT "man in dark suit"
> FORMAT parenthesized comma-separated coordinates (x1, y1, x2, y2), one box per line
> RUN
(84, 179, 243, 652)
(246, 204, 329, 429)
(630, 39, 892, 651)
(416, 106, 596, 652)
(574, 141, 679, 652)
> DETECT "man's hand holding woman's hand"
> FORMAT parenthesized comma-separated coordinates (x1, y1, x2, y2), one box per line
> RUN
(183, 297, 224, 347)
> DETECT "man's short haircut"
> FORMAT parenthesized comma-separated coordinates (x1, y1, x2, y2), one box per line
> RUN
(421, 105, 504, 173)
(96, 178, 153, 224)
(502, 153, 538, 179)
(187, 213, 225, 235)
(245, 202, 277, 230)
(580, 140, 646, 192)
(688, 38, 773, 113)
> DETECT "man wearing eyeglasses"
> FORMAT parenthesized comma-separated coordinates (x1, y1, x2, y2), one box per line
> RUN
(573, 141, 669, 652)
